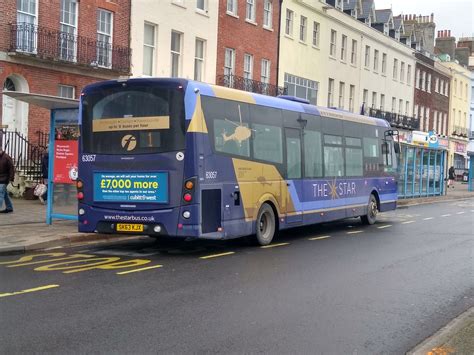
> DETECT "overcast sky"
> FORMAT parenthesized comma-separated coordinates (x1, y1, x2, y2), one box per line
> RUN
(375, 0, 474, 39)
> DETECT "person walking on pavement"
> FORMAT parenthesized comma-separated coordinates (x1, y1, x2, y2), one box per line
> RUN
(0, 147, 15, 213)
(448, 166, 455, 188)
(39, 147, 49, 204)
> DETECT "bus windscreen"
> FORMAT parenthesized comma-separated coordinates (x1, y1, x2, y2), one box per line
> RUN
(81, 84, 185, 155)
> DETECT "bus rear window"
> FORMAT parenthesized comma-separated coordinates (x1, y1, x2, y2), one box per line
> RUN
(81, 85, 185, 154)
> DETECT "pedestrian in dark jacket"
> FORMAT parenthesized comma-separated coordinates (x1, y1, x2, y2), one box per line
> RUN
(39, 149, 49, 204)
(0, 148, 15, 213)
(448, 166, 455, 188)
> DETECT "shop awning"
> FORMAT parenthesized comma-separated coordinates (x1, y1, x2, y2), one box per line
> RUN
(2, 91, 79, 110)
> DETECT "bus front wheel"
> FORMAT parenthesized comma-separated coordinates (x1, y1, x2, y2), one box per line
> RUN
(361, 194, 378, 225)
(255, 203, 276, 246)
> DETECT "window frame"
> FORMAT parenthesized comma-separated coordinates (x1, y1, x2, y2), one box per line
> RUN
(245, 0, 256, 22)
(312, 21, 320, 47)
(263, 0, 273, 29)
(58, 84, 75, 99)
(142, 22, 157, 76)
(285, 9, 294, 37)
(330, 30, 337, 57)
(299, 15, 307, 42)
(96, 8, 113, 68)
(194, 38, 205, 81)
(170, 30, 183, 77)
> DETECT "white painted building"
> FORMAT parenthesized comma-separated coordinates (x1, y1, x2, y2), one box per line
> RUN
(279, 0, 415, 117)
(130, 0, 218, 82)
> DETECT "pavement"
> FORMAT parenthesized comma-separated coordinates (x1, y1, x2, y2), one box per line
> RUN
(0, 182, 473, 352)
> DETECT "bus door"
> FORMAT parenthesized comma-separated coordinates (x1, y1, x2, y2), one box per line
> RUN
(285, 128, 303, 224)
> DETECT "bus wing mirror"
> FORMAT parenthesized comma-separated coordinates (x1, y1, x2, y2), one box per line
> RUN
(394, 142, 401, 154)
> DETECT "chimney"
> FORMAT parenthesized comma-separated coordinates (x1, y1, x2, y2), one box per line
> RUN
(430, 13, 434, 22)
(444, 30, 448, 37)
(448, 30, 451, 37)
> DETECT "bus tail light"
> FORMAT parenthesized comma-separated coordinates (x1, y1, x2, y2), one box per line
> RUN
(76, 180, 83, 189)
(182, 177, 196, 204)
(77, 192, 84, 200)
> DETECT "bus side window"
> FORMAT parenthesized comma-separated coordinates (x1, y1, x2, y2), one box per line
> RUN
(304, 130, 323, 178)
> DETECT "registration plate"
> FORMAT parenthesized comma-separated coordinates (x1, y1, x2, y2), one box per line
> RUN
(116, 223, 144, 232)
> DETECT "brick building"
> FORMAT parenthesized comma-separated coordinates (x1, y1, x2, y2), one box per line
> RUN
(0, 0, 131, 144)
(216, 0, 281, 96)
(413, 51, 451, 136)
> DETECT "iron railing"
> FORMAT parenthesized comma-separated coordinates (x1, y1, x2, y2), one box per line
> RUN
(368, 108, 420, 130)
(217, 74, 286, 97)
(10, 23, 131, 73)
(36, 130, 50, 148)
(0, 129, 46, 184)
(452, 125, 468, 138)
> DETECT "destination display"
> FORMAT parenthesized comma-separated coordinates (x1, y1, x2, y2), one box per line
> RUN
(92, 116, 170, 132)
(93, 172, 168, 203)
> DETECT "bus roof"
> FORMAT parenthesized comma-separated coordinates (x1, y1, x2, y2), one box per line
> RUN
(82, 78, 390, 128)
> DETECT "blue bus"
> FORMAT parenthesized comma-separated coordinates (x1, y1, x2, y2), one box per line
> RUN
(77, 78, 398, 245)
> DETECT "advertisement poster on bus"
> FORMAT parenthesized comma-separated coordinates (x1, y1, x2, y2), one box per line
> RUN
(53, 140, 78, 184)
(93, 172, 169, 203)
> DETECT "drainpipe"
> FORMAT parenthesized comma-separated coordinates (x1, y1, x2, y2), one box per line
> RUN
(275, 0, 283, 92)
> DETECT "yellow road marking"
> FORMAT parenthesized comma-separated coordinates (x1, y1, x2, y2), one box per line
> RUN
(456, 211, 465, 215)
(441, 214, 451, 217)
(347, 230, 363, 234)
(308, 236, 331, 241)
(402, 220, 415, 224)
(377, 225, 392, 229)
(260, 242, 290, 249)
(116, 265, 163, 275)
(0, 284, 59, 298)
(423, 217, 434, 220)
(199, 252, 235, 260)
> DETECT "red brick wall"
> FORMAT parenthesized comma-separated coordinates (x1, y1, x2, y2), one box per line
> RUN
(0, 0, 130, 50)
(0, 0, 131, 144)
(0, 0, 17, 51)
(414, 61, 451, 134)
(0, 62, 104, 143)
(216, 0, 280, 86)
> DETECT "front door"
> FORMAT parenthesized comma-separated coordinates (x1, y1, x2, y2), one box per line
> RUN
(285, 128, 303, 224)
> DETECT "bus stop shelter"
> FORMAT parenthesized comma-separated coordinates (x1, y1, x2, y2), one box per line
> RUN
(2, 91, 79, 224)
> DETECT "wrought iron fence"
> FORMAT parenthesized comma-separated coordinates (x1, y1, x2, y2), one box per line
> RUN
(0, 129, 46, 184)
(217, 74, 286, 97)
(10, 23, 131, 73)
(452, 125, 468, 138)
(368, 108, 420, 131)
(36, 130, 50, 148)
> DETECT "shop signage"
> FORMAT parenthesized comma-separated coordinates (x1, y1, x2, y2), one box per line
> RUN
(438, 137, 449, 149)
(53, 140, 78, 184)
(455, 142, 466, 153)
(427, 131, 439, 148)
(412, 131, 429, 147)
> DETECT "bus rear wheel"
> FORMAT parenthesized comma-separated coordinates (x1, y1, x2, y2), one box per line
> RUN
(255, 203, 276, 246)
(361, 194, 378, 225)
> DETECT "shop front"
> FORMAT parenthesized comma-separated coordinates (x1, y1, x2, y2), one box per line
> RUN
(398, 131, 448, 198)
(451, 141, 468, 180)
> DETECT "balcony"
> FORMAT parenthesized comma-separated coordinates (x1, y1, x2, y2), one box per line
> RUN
(217, 74, 286, 97)
(9, 23, 130, 74)
(452, 126, 469, 138)
(368, 108, 420, 131)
